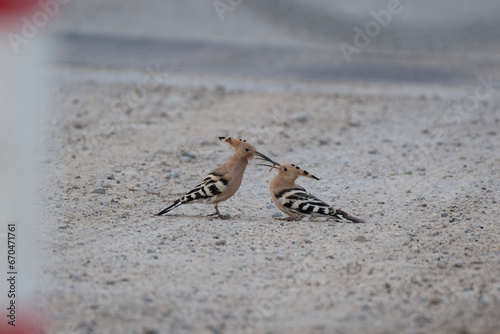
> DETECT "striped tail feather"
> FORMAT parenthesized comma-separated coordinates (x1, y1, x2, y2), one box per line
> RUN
(333, 210, 366, 224)
(156, 199, 182, 216)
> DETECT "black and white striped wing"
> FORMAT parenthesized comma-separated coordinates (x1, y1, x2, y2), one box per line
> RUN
(274, 187, 335, 217)
(180, 172, 230, 204)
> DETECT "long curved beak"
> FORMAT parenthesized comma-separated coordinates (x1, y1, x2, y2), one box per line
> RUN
(255, 152, 280, 172)
(255, 151, 277, 164)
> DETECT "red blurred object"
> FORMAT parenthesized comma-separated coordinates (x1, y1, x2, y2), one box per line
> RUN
(0, 0, 39, 16)
(0, 309, 51, 334)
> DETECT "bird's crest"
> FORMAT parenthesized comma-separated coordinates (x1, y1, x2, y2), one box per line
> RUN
(219, 136, 249, 148)
(256, 158, 320, 180)
(288, 163, 320, 180)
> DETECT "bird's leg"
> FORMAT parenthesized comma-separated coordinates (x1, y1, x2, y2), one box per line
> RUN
(207, 204, 228, 219)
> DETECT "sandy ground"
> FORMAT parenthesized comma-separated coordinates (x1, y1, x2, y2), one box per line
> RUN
(39, 66, 500, 334)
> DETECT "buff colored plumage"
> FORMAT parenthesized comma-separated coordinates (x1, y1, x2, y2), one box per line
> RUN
(156, 137, 270, 219)
(257, 158, 366, 223)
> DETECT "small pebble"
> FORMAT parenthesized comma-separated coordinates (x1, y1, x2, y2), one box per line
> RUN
(378, 201, 385, 205)
(405, 170, 413, 175)
(294, 114, 308, 123)
(181, 151, 197, 159)
(92, 188, 106, 194)
(276, 254, 286, 261)
(106, 174, 115, 180)
(319, 139, 329, 145)
(145, 188, 160, 195)
(272, 212, 283, 218)
(143, 293, 154, 303)
(416, 167, 426, 172)
(441, 212, 448, 217)
(166, 172, 180, 179)
(69, 273, 80, 280)
(155, 149, 167, 156)
(144, 329, 159, 334)
(215, 240, 227, 246)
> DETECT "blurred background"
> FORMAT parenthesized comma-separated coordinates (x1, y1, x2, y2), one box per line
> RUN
(53, 0, 500, 84)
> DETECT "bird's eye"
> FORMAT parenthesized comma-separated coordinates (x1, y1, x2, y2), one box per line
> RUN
(245, 148, 249, 152)
(284, 167, 288, 171)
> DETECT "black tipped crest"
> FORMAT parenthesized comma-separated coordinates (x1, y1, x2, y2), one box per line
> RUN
(219, 136, 226, 141)
(304, 170, 320, 180)
(285, 163, 321, 180)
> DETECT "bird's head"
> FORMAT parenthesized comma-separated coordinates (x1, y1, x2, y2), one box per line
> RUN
(276, 163, 320, 181)
(257, 158, 320, 182)
(219, 136, 268, 161)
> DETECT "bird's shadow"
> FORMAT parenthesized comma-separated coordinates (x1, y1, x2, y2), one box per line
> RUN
(151, 213, 233, 220)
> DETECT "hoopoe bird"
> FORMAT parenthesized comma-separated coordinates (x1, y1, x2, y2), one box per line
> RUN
(257, 158, 366, 223)
(156, 137, 272, 219)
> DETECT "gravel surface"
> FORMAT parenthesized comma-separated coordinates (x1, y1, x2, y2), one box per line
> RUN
(40, 68, 500, 333)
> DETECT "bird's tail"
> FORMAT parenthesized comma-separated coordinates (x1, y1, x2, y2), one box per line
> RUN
(334, 210, 366, 224)
(156, 199, 182, 216)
